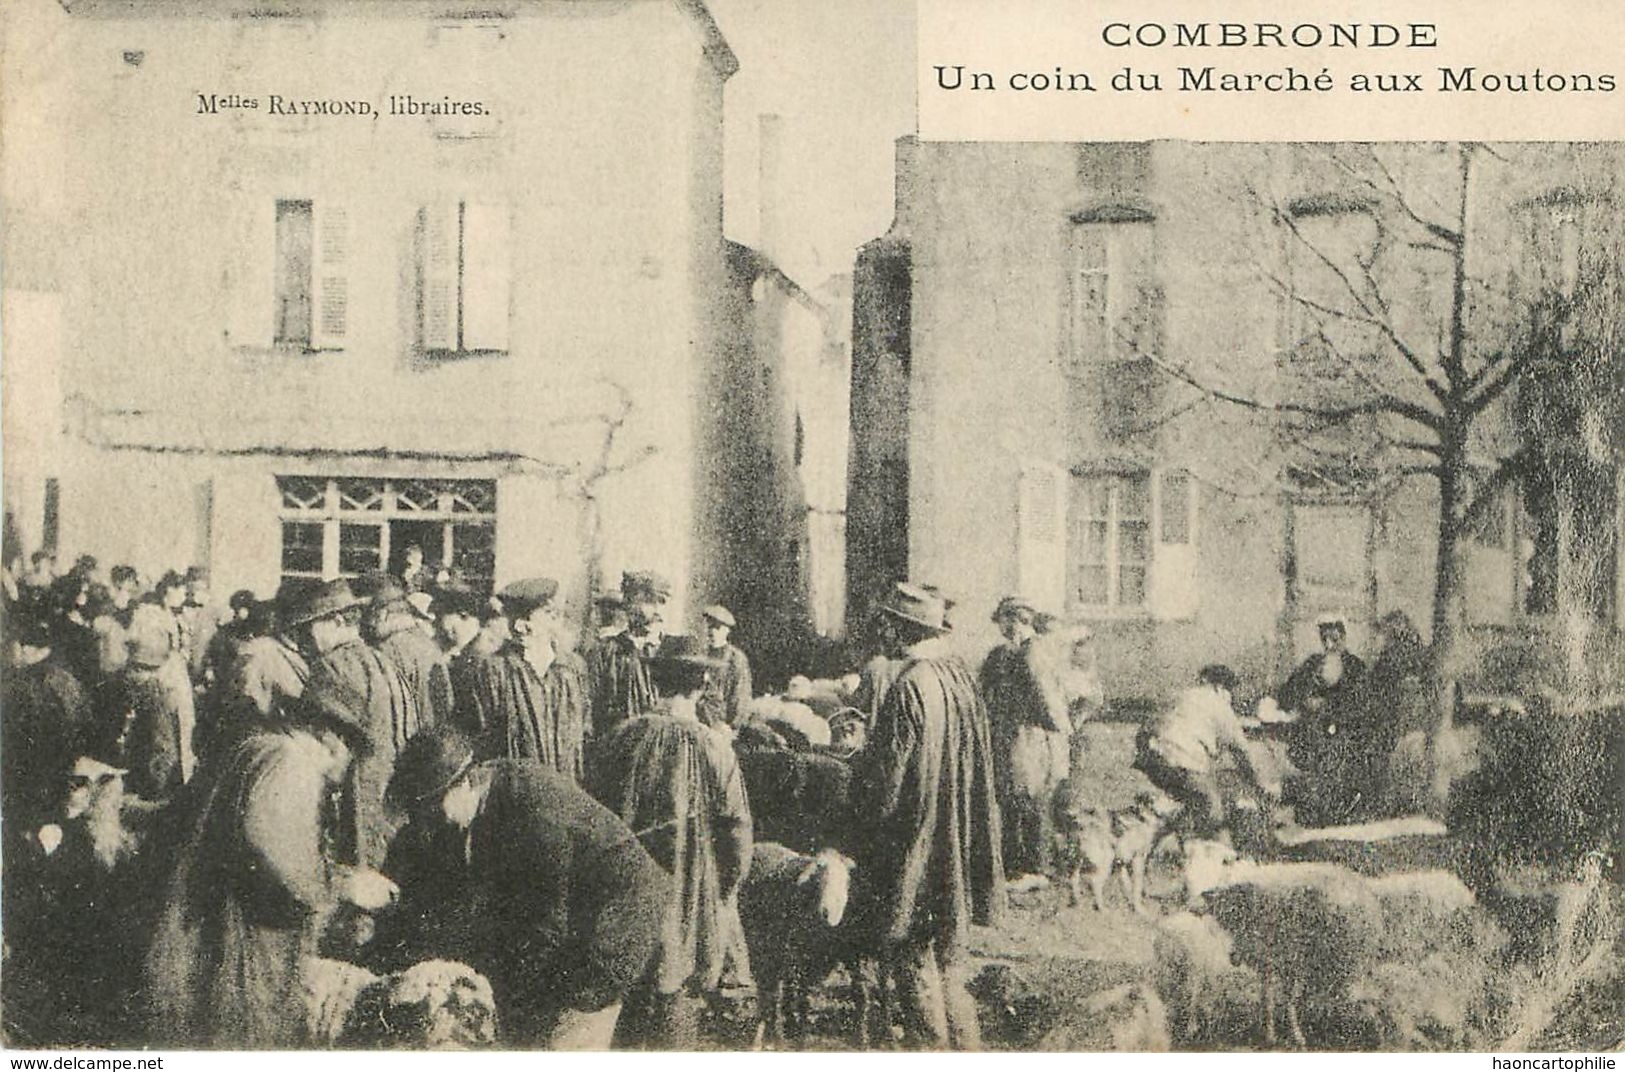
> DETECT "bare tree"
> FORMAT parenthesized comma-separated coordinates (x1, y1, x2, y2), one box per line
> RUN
(1146, 142, 1618, 731)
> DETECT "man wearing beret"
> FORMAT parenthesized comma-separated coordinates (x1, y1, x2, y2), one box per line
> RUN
(457, 577, 590, 781)
(584, 571, 666, 739)
(290, 579, 421, 868)
(696, 604, 753, 728)
(378, 726, 672, 1049)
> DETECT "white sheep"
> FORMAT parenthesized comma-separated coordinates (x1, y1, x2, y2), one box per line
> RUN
(301, 957, 498, 1048)
(1196, 857, 1484, 1048)
(737, 841, 859, 1046)
(1152, 911, 1260, 1047)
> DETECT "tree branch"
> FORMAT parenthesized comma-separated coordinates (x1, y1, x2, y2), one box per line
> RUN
(1149, 353, 1443, 431)
(1273, 205, 1452, 403)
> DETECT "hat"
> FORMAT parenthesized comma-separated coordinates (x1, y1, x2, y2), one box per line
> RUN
(496, 577, 559, 616)
(991, 595, 1039, 623)
(701, 604, 736, 628)
(1315, 613, 1348, 633)
(155, 569, 188, 593)
(386, 727, 477, 811)
(351, 570, 395, 602)
(406, 592, 435, 621)
(433, 585, 485, 620)
(228, 588, 258, 613)
(621, 570, 673, 604)
(282, 579, 368, 629)
(184, 566, 209, 585)
(876, 581, 952, 635)
(594, 590, 626, 609)
(650, 633, 725, 671)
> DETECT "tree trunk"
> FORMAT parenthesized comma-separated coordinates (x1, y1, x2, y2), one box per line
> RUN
(1428, 448, 1468, 811)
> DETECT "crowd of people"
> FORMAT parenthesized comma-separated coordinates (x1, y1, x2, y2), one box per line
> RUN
(0, 545, 1432, 1051)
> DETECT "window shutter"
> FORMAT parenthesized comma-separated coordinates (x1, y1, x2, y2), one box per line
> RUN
(311, 203, 350, 348)
(420, 202, 458, 350)
(1017, 460, 1068, 611)
(226, 199, 276, 348)
(1149, 468, 1200, 621)
(461, 200, 511, 351)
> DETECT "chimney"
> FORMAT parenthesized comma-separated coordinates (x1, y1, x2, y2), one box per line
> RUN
(891, 134, 918, 236)
(758, 113, 784, 261)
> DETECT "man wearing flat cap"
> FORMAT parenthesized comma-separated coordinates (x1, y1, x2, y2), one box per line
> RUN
(845, 582, 1003, 1050)
(458, 577, 590, 781)
(696, 604, 752, 729)
(378, 726, 672, 1049)
(365, 576, 455, 734)
(288, 578, 419, 868)
(981, 595, 1070, 888)
(584, 570, 666, 739)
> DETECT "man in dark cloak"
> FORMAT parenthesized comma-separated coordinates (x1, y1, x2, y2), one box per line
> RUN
(587, 636, 753, 1048)
(294, 579, 420, 868)
(365, 577, 455, 732)
(980, 595, 1071, 885)
(142, 709, 397, 1047)
(458, 577, 589, 779)
(3, 616, 94, 844)
(847, 582, 1004, 1050)
(379, 726, 672, 1049)
(584, 570, 666, 739)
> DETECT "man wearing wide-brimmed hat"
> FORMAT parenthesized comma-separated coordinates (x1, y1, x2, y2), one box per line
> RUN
(847, 581, 1003, 1050)
(217, 591, 310, 744)
(584, 570, 667, 739)
(363, 574, 453, 734)
(144, 663, 399, 1048)
(457, 577, 590, 781)
(289, 578, 418, 868)
(378, 725, 672, 1049)
(980, 595, 1070, 889)
(588, 634, 753, 1047)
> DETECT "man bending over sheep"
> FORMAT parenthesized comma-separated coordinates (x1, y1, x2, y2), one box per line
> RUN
(1134, 665, 1274, 842)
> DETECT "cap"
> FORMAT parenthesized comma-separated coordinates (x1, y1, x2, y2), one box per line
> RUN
(701, 604, 736, 628)
(496, 577, 560, 616)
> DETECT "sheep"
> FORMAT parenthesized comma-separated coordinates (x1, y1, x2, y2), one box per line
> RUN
(744, 695, 833, 749)
(737, 841, 861, 1046)
(1151, 911, 1260, 1048)
(1194, 856, 1489, 1049)
(302, 957, 498, 1048)
(735, 746, 854, 853)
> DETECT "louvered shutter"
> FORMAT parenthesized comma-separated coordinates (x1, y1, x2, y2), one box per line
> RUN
(420, 202, 458, 350)
(311, 202, 349, 348)
(1149, 468, 1200, 621)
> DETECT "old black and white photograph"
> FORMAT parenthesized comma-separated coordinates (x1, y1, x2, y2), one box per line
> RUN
(1, 0, 1622, 1055)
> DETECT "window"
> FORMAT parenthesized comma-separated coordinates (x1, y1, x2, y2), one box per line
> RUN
(421, 200, 511, 354)
(233, 199, 348, 350)
(1067, 217, 1157, 369)
(1061, 468, 1198, 616)
(276, 476, 497, 595)
(1071, 473, 1152, 609)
